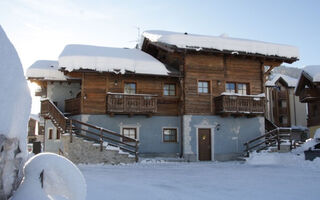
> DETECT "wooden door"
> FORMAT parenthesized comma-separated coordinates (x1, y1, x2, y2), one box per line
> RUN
(198, 129, 212, 161)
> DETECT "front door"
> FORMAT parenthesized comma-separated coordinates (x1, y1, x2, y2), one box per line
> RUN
(198, 129, 211, 161)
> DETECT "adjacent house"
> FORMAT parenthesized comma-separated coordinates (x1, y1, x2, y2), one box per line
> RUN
(265, 74, 307, 127)
(27, 30, 299, 162)
(295, 65, 320, 137)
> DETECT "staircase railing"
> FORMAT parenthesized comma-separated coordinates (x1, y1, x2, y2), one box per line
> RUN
(69, 119, 139, 162)
(244, 127, 306, 155)
(41, 99, 139, 161)
(41, 99, 68, 132)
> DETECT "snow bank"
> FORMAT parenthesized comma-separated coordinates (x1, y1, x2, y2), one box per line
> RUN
(142, 30, 299, 59)
(59, 44, 169, 75)
(0, 25, 31, 143)
(12, 153, 86, 200)
(265, 74, 298, 87)
(26, 60, 68, 81)
(303, 65, 320, 82)
(0, 25, 31, 198)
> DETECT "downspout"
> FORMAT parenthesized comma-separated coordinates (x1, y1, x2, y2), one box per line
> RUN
(180, 50, 186, 158)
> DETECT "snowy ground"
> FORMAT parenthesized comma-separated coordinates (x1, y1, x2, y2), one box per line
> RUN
(79, 153, 320, 200)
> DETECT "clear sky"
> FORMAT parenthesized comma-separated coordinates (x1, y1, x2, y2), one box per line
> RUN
(1, 0, 319, 113)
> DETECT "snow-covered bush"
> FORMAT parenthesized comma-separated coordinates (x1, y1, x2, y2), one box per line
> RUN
(0, 25, 31, 199)
(11, 153, 86, 200)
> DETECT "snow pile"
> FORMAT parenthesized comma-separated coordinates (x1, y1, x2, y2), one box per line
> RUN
(302, 65, 320, 82)
(26, 60, 67, 81)
(12, 153, 86, 200)
(142, 30, 299, 59)
(265, 74, 298, 87)
(59, 44, 169, 75)
(0, 25, 31, 198)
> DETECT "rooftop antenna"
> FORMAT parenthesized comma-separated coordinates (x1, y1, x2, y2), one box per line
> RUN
(128, 26, 141, 48)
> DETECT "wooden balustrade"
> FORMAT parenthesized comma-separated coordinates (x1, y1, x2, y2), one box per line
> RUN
(299, 88, 320, 102)
(41, 99, 67, 131)
(65, 97, 81, 115)
(107, 93, 157, 114)
(214, 94, 265, 115)
(277, 91, 287, 99)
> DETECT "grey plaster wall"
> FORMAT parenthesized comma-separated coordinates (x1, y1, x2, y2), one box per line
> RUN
(288, 89, 307, 127)
(70, 115, 181, 156)
(183, 115, 264, 161)
(43, 119, 63, 153)
(47, 82, 81, 112)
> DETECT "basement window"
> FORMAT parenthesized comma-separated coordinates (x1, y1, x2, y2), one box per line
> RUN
(122, 128, 137, 142)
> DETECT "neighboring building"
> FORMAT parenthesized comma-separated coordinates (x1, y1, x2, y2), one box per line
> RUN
(295, 65, 320, 137)
(27, 114, 43, 143)
(27, 30, 299, 162)
(265, 74, 307, 127)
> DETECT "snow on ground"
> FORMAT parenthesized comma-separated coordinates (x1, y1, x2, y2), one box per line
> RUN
(142, 30, 299, 59)
(79, 153, 320, 200)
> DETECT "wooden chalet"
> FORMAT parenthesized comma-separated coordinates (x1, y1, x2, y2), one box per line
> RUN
(27, 30, 300, 162)
(265, 74, 307, 128)
(295, 65, 320, 137)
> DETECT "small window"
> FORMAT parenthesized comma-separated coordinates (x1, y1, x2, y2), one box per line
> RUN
(198, 81, 209, 94)
(237, 83, 247, 95)
(122, 128, 137, 142)
(56, 130, 60, 140)
(124, 83, 136, 94)
(48, 129, 53, 140)
(163, 128, 177, 143)
(226, 83, 236, 93)
(164, 83, 176, 96)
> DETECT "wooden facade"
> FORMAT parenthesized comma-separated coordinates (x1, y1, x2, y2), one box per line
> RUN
(63, 72, 181, 116)
(296, 72, 320, 129)
(140, 39, 291, 117)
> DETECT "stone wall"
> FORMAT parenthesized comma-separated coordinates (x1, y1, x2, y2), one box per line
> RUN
(60, 135, 135, 164)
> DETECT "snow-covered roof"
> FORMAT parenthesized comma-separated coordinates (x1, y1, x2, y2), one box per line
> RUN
(266, 74, 298, 87)
(26, 60, 67, 81)
(302, 65, 320, 83)
(59, 44, 169, 76)
(29, 114, 40, 121)
(142, 30, 299, 60)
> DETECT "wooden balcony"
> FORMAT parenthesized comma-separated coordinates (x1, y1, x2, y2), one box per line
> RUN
(107, 93, 157, 115)
(214, 94, 265, 116)
(299, 88, 320, 103)
(65, 97, 81, 115)
(277, 91, 287, 99)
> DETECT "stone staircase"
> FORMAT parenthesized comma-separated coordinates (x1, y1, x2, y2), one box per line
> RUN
(41, 99, 138, 164)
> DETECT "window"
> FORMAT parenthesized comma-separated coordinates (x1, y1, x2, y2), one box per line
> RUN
(122, 128, 137, 142)
(226, 82, 249, 95)
(237, 83, 247, 95)
(163, 128, 177, 143)
(56, 130, 60, 140)
(198, 81, 209, 94)
(164, 83, 176, 96)
(226, 83, 236, 93)
(48, 129, 53, 140)
(124, 82, 136, 94)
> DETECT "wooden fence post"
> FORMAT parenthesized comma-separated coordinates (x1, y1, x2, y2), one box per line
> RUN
(100, 128, 103, 152)
(69, 119, 73, 143)
(135, 141, 139, 162)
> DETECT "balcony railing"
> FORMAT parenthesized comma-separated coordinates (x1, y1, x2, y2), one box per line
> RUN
(214, 94, 265, 115)
(299, 88, 320, 103)
(107, 93, 157, 114)
(65, 97, 81, 115)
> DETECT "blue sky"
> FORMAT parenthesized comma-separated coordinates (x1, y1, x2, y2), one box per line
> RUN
(1, 0, 319, 70)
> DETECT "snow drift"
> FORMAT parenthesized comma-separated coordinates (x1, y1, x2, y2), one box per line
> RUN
(0, 25, 31, 199)
(12, 153, 87, 200)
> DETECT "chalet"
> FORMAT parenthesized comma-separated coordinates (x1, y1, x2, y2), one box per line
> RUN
(295, 65, 320, 137)
(265, 74, 307, 128)
(27, 30, 299, 162)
